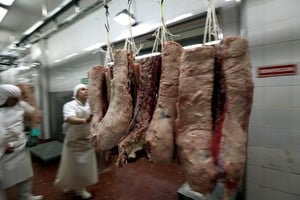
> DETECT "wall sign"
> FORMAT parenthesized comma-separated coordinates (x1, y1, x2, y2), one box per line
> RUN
(257, 64, 297, 78)
(81, 78, 89, 84)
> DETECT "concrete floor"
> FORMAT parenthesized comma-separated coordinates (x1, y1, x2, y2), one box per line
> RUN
(6, 149, 186, 200)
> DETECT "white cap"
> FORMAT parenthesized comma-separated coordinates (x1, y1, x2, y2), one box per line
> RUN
(0, 84, 21, 105)
(72, 84, 87, 99)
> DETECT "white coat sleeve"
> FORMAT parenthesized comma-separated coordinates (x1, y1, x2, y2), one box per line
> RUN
(0, 122, 6, 157)
(19, 100, 35, 114)
(63, 102, 77, 121)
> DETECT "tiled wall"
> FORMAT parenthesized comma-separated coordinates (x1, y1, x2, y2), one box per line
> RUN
(245, 0, 300, 199)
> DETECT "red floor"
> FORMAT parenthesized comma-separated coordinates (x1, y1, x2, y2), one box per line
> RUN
(6, 153, 186, 200)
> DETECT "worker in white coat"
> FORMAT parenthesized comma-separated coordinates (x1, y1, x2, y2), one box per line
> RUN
(0, 84, 43, 200)
(0, 122, 7, 200)
(54, 83, 98, 199)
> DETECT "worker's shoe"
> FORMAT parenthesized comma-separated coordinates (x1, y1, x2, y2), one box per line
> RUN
(30, 195, 44, 200)
(75, 189, 92, 199)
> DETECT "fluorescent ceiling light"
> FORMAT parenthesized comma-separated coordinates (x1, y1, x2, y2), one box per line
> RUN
(15, 66, 30, 71)
(24, 20, 44, 35)
(0, 0, 15, 6)
(0, 7, 8, 22)
(83, 42, 106, 51)
(114, 9, 136, 26)
(183, 40, 221, 50)
(53, 53, 78, 63)
(64, 53, 78, 59)
(135, 52, 161, 60)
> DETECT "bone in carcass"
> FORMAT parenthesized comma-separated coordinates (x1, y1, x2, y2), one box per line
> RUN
(87, 65, 108, 133)
(214, 36, 253, 199)
(145, 42, 183, 163)
(117, 55, 161, 166)
(16, 84, 42, 126)
(176, 46, 218, 194)
(90, 50, 133, 151)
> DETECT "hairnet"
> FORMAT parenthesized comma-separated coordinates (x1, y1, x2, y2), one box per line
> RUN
(0, 84, 21, 105)
(73, 84, 87, 99)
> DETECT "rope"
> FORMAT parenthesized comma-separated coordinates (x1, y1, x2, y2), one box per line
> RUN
(124, 0, 141, 56)
(203, 0, 223, 44)
(152, 0, 175, 53)
(104, 0, 113, 64)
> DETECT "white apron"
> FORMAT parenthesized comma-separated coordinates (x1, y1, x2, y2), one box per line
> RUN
(55, 101, 98, 190)
(0, 104, 33, 189)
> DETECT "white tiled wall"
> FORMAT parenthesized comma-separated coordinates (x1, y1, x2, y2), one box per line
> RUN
(245, 0, 300, 199)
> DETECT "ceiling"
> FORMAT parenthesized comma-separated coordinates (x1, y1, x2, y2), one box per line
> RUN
(0, 0, 62, 66)
(0, 0, 106, 68)
(0, 0, 238, 68)
(0, 0, 62, 51)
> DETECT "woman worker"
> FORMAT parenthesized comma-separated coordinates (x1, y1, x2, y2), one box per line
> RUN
(54, 83, 98, 199)
(0, 84, 43, 200)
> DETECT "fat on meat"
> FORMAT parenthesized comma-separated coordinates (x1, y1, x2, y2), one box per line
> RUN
(90, 50, 133, 151)
(87, 65, 108, 134)
(176, 46, 218, 194)
(215, 36, 253, 200)
(145, 42, 183, 163)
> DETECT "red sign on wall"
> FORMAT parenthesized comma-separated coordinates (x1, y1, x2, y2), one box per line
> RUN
(257, 64, 297, 78)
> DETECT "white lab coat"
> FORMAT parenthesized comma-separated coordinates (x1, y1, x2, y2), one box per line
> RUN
(0, 101, 35, 189)
(55, 99, 98, 190)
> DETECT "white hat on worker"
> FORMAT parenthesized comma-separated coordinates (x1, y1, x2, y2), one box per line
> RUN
(0, 84, 21, 105)
(72, 83, 87, 99)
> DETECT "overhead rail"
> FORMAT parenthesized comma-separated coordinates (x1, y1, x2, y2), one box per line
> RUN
(16, 0, 110, 47)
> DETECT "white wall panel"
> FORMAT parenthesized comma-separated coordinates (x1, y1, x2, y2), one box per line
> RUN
(246, 0, 300, 199)
(286, 151, 300, 173)
(247, 164, 264, 185)
(264, 109, 291, 129)
(288, 130, 300, 152)
(262, 187, 299, 200)
(246, 183, 263, 200)
(263, 168, 288, 190)
(286, 173, 300, 195)
(264, 128, 288, 149)
(249, 108, 266, 128)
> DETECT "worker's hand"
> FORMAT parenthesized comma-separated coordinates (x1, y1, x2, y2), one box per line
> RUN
(85, 115, 93, 123)
(4, 145, 14, 154)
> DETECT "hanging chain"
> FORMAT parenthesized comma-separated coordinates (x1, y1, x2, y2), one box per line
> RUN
(203, 0, 223, 44)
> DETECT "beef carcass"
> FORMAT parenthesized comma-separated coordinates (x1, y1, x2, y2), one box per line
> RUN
(145, 42, 183, 163)
(215, 36, 253, 199)
(117, 55, 161, 166)
(87, 65, 108, 134)
(90, 50, 133, 151)
(176, 46, 218, 194)
(16, 84, 42, 126)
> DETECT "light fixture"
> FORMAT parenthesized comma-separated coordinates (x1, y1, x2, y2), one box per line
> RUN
(0, 7, 8, 22)
(0, 0, 15, 6)
(135, 52, 161, 60)
(83, 42, 106, 51)
(113, 9, 136, 26)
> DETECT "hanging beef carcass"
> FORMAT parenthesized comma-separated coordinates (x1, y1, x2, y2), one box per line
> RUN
(117, 55, 161, 166)
(214, 36, 253, 199)
(176, 45, 218, 194)
(16, 84, 42, 127)
(87, 65, 109, 134)
(90, 50, 134, 151)
(145, 42, 183, 163)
